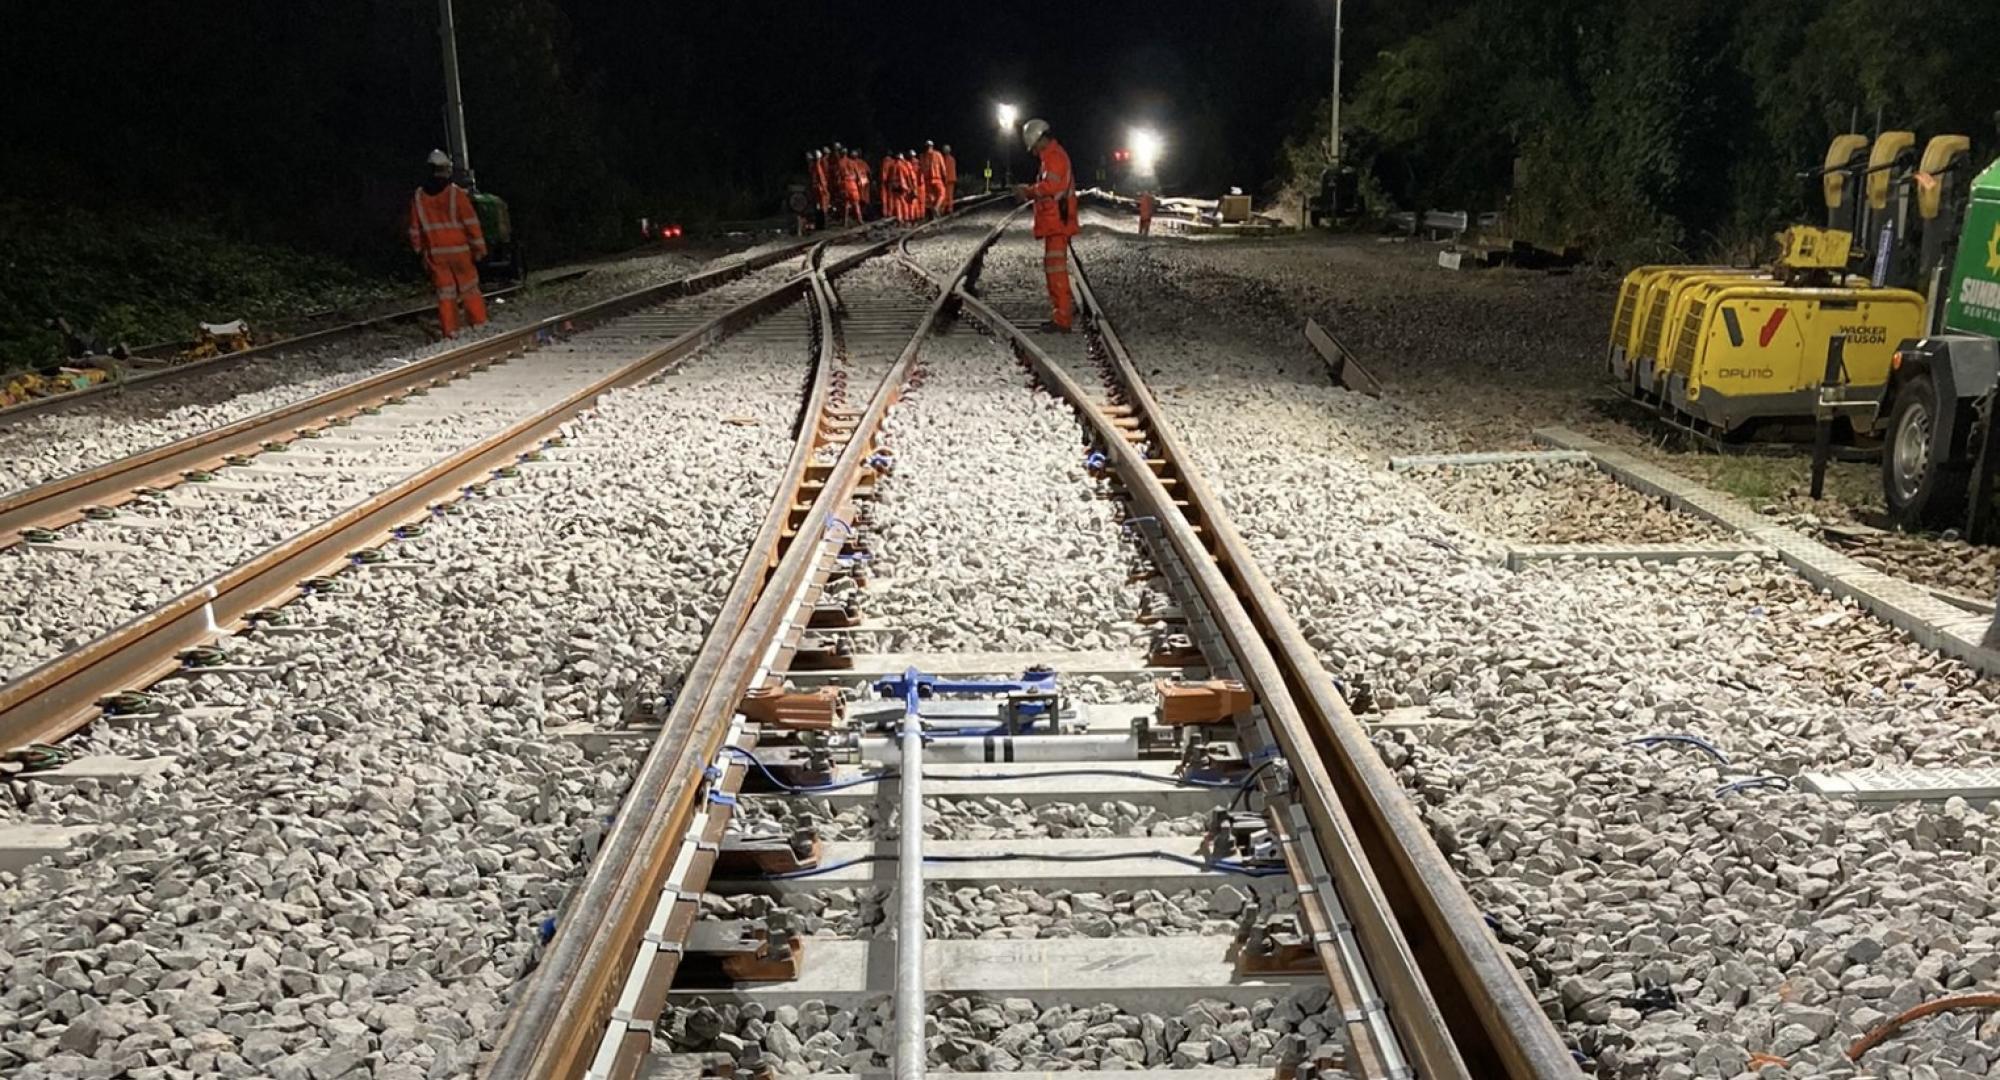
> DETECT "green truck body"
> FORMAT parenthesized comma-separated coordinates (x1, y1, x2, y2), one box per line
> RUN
(1945, 157, 2000, 339)
(471, 191, 513, 246)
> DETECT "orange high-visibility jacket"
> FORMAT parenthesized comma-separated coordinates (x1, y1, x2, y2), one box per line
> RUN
(899, 157, 921, 196)
(881, 156, 899, 193)
(1028, 138, 1079, 239)
(943, 152, 958, 192)
(853, 157, 872, 200)
(408, 182, 488, 259)
(922, 148, 947, 187)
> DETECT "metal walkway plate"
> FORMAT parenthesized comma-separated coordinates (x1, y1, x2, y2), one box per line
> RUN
(1389, 449, 1593, 471)
(1535, 427, 2000, 676)
(1801, 767, 2000, 803)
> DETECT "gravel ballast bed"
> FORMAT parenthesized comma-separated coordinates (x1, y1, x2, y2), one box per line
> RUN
(659, 989, 1353, 1075)
(736, 796, 1208, 843)
(0, 270, 812, 688)
(0, 328, 810, 1079)
(707, 883, 1276, 940)
(0, 247, 758, 497)
(1075, 227, 2000, 1078)
(869, 326, 1142, 653)
(1413, 460, 1740, 546)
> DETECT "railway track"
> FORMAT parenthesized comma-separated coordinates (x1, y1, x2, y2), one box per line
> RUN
(0, 216, 954, 755)
(487, 210, 1578, 1079)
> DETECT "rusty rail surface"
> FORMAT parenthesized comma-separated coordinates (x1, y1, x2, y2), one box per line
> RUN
(0, 236, 836, 549)
(1063, 250, 1578, 1077)
(948, 284, 1449, 1078)
(0, 277, 558, 426)
(483, 204, 1022, 1080)
(0, 237, 888, 756)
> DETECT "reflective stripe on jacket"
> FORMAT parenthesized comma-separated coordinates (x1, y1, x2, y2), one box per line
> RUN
(408, 183, 488, 258)
(1029, 138, 1079, 239)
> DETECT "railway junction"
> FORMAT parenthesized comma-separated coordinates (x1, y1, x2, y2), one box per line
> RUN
(7, 12, 2000, 1080)
(6, 191, 2000, 1080)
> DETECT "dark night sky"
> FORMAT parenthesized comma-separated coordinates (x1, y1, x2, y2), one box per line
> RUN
(864, 0, 1338, 191)
(3, 0, 1347, 260)
(562, 0, 1343, 197)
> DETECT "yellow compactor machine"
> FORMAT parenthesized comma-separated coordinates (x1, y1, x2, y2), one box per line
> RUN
(1607, 132, 1936, 438)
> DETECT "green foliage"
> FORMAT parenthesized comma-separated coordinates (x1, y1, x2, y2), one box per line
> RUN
(0, 201, 405, 373)
(1299, 0, 2000, 262)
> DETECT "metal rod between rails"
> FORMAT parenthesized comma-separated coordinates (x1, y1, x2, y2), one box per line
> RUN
(894, 710, 927, 1080)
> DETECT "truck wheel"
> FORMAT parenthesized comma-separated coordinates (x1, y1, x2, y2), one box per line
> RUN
(1883, 373, 1969, 530)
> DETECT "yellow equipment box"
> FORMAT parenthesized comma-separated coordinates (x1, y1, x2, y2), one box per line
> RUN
(1608, 265, 1761, 389)
(1655, 282, 1924, 432)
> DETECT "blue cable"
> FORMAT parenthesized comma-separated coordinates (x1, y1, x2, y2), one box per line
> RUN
(720, 746, 894, 793)
(760, 849, 1287, 881)
(1625, 733, 1731, 766)
(719, 745, 1256, 797)
(1715, 775, 1789, 798)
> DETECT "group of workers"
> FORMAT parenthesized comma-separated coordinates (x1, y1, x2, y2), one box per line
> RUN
(804, 119, 1082, 335)
(804, 141, 958, 229)
(409, 117, 1095, 342)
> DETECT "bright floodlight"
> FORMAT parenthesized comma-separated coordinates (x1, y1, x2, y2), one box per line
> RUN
(997, 103, 1019, 132)
(1130, 128, 1164, 173)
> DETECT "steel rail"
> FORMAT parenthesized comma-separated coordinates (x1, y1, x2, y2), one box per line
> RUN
(484, 248, 854, 1080)
(0, 243, 869, 756)
(948, 285, 1449, 1078)
(484, 205, 1024, 1080)
(0, 236, 834, 549)
(1, 277, 558, 426)
(1065, 251, 1578, 1077)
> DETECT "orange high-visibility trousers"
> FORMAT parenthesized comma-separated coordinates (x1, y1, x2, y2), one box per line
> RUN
(427, 252, 487, 336)
(1042, 235, 1074, 329)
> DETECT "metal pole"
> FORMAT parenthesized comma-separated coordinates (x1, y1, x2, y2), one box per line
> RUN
(439, 0, 471, 173)
(894, 706, 927, 1080)
(1809, 337, 1844, 500)
(1330, 0, 1343, 164)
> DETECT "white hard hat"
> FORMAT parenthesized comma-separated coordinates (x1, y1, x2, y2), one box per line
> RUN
(1021, 119, 1050, 151)
(427, 149, 452, 169)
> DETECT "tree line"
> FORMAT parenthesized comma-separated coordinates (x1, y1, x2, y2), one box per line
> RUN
(1286, 0, 2000, 262)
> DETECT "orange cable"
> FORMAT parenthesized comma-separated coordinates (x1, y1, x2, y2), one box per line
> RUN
(1847, 993, 2000, 1061)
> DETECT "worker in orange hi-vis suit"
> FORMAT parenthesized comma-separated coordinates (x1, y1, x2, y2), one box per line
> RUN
(853, 151, 874, 221)
(1138, 190, 1155, 236)
(921, 141, 948, 220)
(940, 144, 958, 214)
(1012, 119, 1080, 332)
(407, 149, 489, 338)
(889, 152, 908, 223)
(885, 153, 903, 223)
(880, 153, 899, 222)
(908, 152, 930, 222)
(817, 147, 836, 219)
(892, 152, 911, 222)
(839, 153, 864, 226)
(806, 150, 827, 227)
